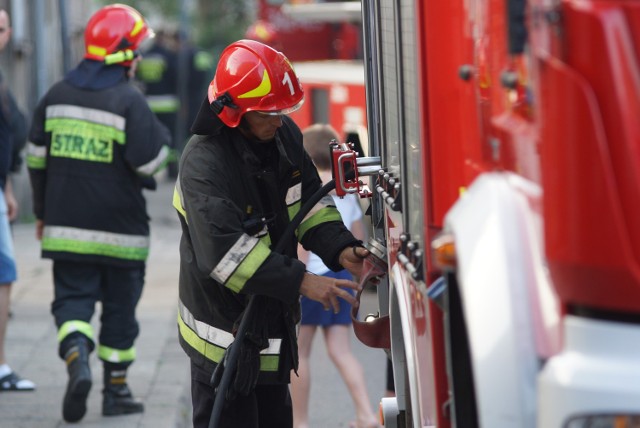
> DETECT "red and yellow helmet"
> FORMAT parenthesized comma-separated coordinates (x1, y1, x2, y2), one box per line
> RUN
(84, 4, 153, 66)
(208, 39, 304, 128)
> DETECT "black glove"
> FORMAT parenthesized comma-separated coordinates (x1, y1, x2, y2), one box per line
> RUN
(228, 296, 271, 399)
(209, 337, 259, 403)
(230, 333, 263, 398)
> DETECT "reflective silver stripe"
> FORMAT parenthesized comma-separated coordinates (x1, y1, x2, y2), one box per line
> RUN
(286, 183, 302, 206)
(179, 300, 234, 348)
(137, 145, 170, 175)
(146, 95, 180, 109)
(27, 142, 47, 158)
(44, 226, 149, 248)
(46, 104, 126, 131)
(211, 234, 259, 284)
(178, 300, 282, 353)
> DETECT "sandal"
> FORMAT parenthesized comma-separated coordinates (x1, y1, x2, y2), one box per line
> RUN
(0, 371, 36, 392)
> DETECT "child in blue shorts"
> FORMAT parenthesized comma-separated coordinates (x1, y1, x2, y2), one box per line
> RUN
(290, 124, 379, 428)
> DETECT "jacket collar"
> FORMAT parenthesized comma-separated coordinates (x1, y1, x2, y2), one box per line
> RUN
(64, 59, 128, 90)
(190, 96, 225, 135)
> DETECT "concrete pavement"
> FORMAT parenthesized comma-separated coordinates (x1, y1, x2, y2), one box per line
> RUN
(1, 176, 388, 427)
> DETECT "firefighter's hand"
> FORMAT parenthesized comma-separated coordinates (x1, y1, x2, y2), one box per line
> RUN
(299, 272, 360, 313)
(338, 245, 369, 279)
(35, 220, 44, 241)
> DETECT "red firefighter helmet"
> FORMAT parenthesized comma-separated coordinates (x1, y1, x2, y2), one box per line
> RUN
(84, 4, 153, 66)
(208, 39, 304, 128)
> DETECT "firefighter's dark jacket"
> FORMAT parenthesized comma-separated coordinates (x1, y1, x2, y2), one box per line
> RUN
(174, 99, 359, 383)
(27, 60, 171, 267)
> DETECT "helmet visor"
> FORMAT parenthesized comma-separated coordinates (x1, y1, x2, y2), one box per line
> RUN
(138, 29, 155, 52)
(254, 99, 304, 116)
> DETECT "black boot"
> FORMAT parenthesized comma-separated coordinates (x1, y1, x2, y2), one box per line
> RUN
(60, 335, 93, 423)
(102, 366, 144, 416)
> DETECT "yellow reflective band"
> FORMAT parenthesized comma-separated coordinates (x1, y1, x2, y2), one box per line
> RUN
(98, 344, 136, 363)
(57, 320, 94, 342)
(177, 308, 281, 371)
(238, 69, 271, 99)
(129, 11, 144, 36)
(87, 45, 107, 58)
(178, 312, 226, 364)
(259, 233, 271, 248)
(297, 206, 342, 241)
(261, 356, 279, 371)
(226, 242, 270, 292)
(211, 234, 259, 285)
(288, 200, 301, 222)
(173, 186, 187, 220)
(26, 142, 47, 169)
(295, 194, 333, 224)
(43, 226, 149, 261)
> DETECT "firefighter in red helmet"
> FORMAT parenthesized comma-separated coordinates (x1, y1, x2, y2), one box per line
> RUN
(27, 3, 171, 423)
(174, 39, 370, 427)
(208, 39, 305, 127)
(84, 3, 153, 66)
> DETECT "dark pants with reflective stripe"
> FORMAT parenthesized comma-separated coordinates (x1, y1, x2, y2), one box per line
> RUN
(190, 361, 293, 428)
(52, 260, 145, 355)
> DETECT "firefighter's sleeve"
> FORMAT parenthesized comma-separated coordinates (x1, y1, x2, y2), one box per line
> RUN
(175, 145, 305, 304)
(123, 92, 171, 177)
(297, 148, 360, 272)
(26, 96, 48, 220)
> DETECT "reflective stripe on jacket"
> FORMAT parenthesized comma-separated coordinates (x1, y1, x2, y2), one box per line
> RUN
(27, 77, 171, 266)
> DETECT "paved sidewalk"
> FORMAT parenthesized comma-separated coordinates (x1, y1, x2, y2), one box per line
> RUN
(1, 178, 191, 428)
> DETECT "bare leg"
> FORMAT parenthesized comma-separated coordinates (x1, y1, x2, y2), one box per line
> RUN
(0, 284, 9, 365)
(291, 324, 317, 428)
(324, 325, 379, 428)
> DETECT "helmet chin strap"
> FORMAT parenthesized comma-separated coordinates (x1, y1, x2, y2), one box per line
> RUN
(210, 92, 238, 114)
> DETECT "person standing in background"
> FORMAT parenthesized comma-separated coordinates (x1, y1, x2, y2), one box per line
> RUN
(135, 28, 180, 178)
(291, 123, 380, 428)
(174, 29, 213, 137)
(27, 4, 170, 422)
(0, 7, 35, 394)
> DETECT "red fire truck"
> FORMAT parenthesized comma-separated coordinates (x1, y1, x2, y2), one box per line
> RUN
(346, 0, 640, 427)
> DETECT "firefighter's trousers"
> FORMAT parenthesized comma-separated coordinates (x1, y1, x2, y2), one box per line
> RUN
(52, 260, 144, 360)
